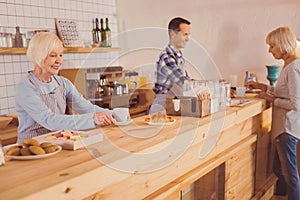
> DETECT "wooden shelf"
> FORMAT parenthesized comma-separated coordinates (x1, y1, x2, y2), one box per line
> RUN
(63, 47, 121, 53)
(0, 47, 27, 55)
(0, 47, 121, 55)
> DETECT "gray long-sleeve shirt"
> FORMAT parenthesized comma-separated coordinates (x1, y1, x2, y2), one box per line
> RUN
(268, 58, 300, 139)
(15, 73, 111, 135)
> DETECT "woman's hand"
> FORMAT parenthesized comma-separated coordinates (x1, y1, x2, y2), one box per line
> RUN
(94, 112, 116, 126)
(255, 91, 275, 103)
(245, 81, 268, 92)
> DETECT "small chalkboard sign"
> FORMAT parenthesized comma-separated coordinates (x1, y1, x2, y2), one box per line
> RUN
(55, 18, 83, 47)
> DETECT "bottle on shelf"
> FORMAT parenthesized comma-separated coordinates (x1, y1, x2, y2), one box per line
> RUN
(92, 19, 97, 44)
(103, 18, 112, 47)
(15, 26, 23, 48)
(95, 18, 101, 45)
(100, 18, 105, 47)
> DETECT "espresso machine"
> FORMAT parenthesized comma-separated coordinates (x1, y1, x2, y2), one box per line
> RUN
(59, 66, 140, 109)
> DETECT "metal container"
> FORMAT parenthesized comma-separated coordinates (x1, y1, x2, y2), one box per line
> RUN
(122, 83, 128, 94)
(115, 84, 123, 95)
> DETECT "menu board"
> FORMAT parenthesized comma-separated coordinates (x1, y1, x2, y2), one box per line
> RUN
(55, 18, 83, 47)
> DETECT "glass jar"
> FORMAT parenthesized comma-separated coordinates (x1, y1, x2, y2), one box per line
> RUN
(125, 71, 138, 90)
(21, 33, 27, 47)
(5, 33, 13, 48)
(0, 32, 7, 47)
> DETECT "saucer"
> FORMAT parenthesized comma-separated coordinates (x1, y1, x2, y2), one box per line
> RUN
(115, 119, 133, 126)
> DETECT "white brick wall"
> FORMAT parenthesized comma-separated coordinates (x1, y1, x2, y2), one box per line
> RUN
(0, 0, 118, 114)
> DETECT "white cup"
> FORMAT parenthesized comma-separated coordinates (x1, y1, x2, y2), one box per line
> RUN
(236, 86, 246, 97)
(113, 107, 130, 122)
(172, 99, 180, 111)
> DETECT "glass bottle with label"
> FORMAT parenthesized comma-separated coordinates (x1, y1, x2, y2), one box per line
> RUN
(104, 18, 112, 47)
(95, 18, 101, 45)
(15, 26, 22, 48)
(92, 19, 97, 44)
(100, 18, 105, 47)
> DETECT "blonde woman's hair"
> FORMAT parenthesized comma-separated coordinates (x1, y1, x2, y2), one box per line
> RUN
(26, 32, 63, 67)
(266, 27, 297, 56)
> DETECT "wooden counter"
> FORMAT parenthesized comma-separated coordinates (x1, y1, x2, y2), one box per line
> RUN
(0, 97, 274, 200)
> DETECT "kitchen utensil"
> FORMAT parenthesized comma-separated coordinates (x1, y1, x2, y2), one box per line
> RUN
(114, 83, 123, 95)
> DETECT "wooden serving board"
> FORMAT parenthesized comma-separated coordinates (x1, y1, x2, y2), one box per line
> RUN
(0, 124, 18, 145)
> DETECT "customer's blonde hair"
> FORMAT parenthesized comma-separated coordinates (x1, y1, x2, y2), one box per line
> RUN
(26, 32, 63, 67)
(266, 27, 297, 56)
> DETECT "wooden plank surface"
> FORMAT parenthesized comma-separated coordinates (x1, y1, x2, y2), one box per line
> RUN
(0, 98, 268, 199)
(0, 124, 17, 146)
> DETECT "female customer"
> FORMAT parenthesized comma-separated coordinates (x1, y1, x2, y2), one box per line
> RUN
(15, 32, 115, 143)
(246, 27, 300, 199)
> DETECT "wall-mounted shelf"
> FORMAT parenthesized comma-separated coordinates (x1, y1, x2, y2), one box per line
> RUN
(64, 47, 121, 53)
(0, 47, 121, 55)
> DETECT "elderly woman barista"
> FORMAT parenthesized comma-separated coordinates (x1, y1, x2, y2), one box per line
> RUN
(15, 32, 115, 143)
(246, 27, 300, 199)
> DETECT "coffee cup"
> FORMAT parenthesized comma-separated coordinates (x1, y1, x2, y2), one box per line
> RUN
(236, 86, 246, 97)
(112, 107, 130, 122)
(172, 99, 180, 111)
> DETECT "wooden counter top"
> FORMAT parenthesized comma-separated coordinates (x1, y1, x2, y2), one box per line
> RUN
(0, 97, 269, 199)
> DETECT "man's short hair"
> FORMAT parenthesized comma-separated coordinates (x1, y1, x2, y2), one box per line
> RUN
(168, 17, 191, 34)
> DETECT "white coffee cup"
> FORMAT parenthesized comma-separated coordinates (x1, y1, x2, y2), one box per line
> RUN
(113, 107, 130, 122)
(236, 86, 246, 97)
(172, 99, 180, 111)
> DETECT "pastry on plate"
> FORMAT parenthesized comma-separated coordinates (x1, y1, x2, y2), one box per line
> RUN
(145, 111, 174, 123)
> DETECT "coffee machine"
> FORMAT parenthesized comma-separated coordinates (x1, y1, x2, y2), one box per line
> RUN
(59, 66, 140, 109)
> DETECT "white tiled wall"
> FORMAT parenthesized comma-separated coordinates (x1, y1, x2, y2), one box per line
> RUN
(0, 0, 119, 114)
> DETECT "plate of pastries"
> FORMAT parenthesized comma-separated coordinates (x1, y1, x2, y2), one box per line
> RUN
(3, 138, 61, 160)
(145, 111, 176, 126)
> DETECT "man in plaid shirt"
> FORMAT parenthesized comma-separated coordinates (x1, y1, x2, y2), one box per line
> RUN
(150, 17, 191, 113)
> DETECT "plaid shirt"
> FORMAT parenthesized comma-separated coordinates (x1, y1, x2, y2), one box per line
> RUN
(153, 45, 190, 94)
